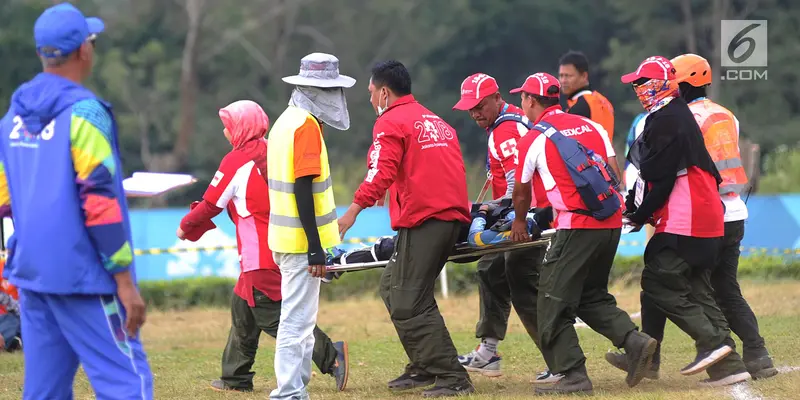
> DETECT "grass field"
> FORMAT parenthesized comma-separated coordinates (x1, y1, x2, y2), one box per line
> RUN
(1, 280, 800, 399)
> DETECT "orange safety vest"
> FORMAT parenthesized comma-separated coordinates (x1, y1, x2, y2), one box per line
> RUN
(687, 98, 748, 196)
(567, 90, 615, 141)
(0, 259, 18, 315)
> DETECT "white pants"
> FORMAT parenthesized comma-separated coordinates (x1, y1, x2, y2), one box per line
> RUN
(270, 252, 320, 400)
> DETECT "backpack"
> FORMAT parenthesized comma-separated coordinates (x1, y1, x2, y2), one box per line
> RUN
(485, 112, 534, 173)
(531, 120, 621, 220)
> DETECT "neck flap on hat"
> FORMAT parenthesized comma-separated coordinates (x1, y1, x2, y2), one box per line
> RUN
(289, 86, 351, 131)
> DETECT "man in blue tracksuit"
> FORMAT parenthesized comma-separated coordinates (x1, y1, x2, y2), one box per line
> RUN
(0, 3, 153, 399)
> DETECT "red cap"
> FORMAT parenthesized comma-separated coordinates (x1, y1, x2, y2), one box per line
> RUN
(621, 56, 677, 84)
(509, 72, 560, 97)
(453, 73, 500, 110)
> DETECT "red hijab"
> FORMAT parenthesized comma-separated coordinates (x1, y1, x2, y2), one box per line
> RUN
(218, 100, 270, 176)
(219, 100, 270, 148)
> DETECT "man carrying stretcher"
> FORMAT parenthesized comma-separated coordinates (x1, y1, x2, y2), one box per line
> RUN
(451, 74, 548, 379)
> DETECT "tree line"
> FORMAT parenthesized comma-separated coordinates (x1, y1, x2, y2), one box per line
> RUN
(1, 0, 797, 206)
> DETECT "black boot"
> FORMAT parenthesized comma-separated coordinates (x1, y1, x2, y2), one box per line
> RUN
(422, 381, 476, 398)
(533, 364, 593, 396)
(604, 351, 660, 380)
(387, 372, 436, 391)
(743, 349, 779, 380)
(622, 330, 658, 387)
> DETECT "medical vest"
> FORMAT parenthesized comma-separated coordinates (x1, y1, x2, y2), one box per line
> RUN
(688, 98, 748, 196)
(267, 106, 340, 253)
(518, 106, 622, 230)
(486, 105, 532, 199)
(532, 120, 621, 220)
(568, 90, 615, 141)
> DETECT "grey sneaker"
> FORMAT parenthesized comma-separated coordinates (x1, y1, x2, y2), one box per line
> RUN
(330, 341, 349, 391)
(531, 370, 565, 385)
(622, 330, 658, 387)
(388, 372, 436, 391)
(604, 351, 660, 380)
(458, 348, 502, 377)
(422, 382, 476, 398)
(699, 370, 751, 387)
(681, 344, 733, 376)
(533, 364, 593, 396)
(209, 379, 253, 392)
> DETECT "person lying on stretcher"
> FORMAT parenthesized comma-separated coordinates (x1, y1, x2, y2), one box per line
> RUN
(465, 201, 552, 248)
(323, 200, 553, 281)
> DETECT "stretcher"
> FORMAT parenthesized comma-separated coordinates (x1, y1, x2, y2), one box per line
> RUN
(326, 221, 641, 273)
(326, 228, 556, 273)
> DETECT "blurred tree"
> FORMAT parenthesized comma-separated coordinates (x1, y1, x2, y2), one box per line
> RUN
(758, 145, 800, 193)
(1, 0, 798, 206)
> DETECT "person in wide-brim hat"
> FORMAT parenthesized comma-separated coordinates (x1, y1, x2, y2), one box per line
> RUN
(266, 52, 355, 400)
(282, 52, 356, 88)
(280, 52, 355, 132)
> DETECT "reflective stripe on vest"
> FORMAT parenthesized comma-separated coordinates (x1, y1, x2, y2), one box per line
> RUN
(266, 106, 341, 253)
(688, 99, 748, 196)
(267, 177, 333, 194)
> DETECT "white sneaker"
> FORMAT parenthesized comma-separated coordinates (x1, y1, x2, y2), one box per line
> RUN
(531, 370, 564, 385)
(458, 349, 502, 377)
(699, 371, 751, 387)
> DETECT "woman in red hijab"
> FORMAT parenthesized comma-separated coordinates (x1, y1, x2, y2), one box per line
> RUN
(177, 100, 349, 392)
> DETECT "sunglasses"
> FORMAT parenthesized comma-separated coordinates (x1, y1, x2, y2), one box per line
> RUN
(87, 34, 97, 47)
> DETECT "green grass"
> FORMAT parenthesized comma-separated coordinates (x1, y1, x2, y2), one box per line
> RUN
(1, 280, 800, 399)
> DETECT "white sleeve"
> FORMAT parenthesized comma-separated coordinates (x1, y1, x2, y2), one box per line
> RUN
(212, 173, 237, 209)
(602, 128, 616, 157)
(520, 145, 537, 184)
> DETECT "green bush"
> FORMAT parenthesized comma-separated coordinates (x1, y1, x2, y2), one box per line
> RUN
(139, 256, 800, 310)
(140, 276, 235, 310)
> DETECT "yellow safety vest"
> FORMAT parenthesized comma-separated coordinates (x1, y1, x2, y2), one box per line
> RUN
(267, 106, 340, 254)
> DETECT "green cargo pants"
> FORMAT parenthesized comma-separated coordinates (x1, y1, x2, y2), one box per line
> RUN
(538, 228, 638, 374)
(220, 288, 338, 390)
(379, 218, 470, 388)
(476, 247, 544, 348)
(640, 245, 730, 353)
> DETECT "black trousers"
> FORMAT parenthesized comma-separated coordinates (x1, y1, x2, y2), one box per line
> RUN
(379, 219, 470, 387)
(538, 228, 637, 374)
(641, 221, 768, 361)
(220, 288, 338, 390)
(475, 246, 545, 348)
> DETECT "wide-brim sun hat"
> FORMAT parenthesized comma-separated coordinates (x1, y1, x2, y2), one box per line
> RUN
(282, 52, 356, 88)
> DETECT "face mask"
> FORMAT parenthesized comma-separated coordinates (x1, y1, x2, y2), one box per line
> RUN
(633, 79, 676, 112)
(376, 89, 389, 116)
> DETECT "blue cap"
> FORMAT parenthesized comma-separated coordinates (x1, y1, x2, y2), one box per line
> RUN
(34, 3, 105, 58)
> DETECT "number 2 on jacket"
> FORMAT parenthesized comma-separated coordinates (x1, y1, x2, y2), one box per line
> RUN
(415, 119, 453, 143)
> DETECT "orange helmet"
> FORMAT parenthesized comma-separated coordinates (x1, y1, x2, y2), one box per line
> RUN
(671, 53, 712, 87)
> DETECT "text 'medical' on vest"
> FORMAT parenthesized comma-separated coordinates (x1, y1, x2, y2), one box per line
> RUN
(532, 121, 621, 220)
(267, 106, 340, 254)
